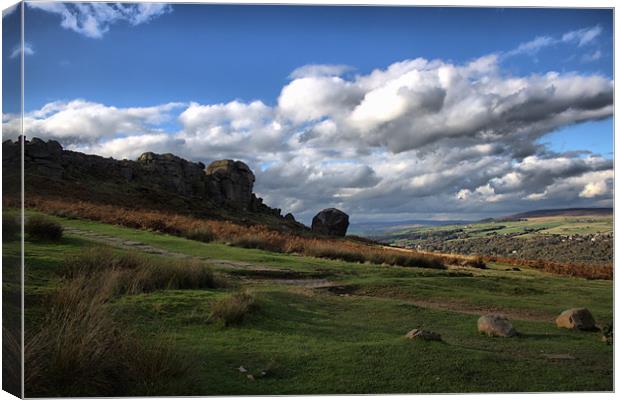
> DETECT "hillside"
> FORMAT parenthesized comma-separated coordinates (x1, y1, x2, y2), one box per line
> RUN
(500, 208, 613, 220)
(6, 211, 613, 395)
(2, 137, 305, 232)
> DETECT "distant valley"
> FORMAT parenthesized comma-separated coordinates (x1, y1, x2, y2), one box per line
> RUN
(371, 208, 613, 265)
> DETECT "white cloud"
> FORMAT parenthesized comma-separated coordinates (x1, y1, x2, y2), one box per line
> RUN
(504, 36, 555, 57)
(580, 179, 610, 198)
(27, 2, 172, 38)
(4, 99, 184, 142)
(278, 56, 612, 154)
(6, 48, 613, 221)
(9, 42, 34, 59)
(562, 25, 602, 47)
(3, 3, 18, 18)
(504, 25, 602, 58)
(582, 50, 602, 63)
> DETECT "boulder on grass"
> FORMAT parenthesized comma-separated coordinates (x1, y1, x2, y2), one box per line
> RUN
(555, 308, 597, 331)
(311, 208, 349, 237)
(405, 329, 442, 342)
(477, 314, 517, 337)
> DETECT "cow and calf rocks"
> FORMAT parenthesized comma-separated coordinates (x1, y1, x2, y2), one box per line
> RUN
(5, 137, 351, 234)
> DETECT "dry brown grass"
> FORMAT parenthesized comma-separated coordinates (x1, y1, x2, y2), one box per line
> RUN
(16, 196, 609, 279)
(59, 247, 224, 294)
(209, 290, 258, 326)
(19, 196, 446, 270)
(484, 255, 612, 280)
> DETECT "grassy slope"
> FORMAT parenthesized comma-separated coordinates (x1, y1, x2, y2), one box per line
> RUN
(383, 215, 613, 240)
(17, 212, 613, 394)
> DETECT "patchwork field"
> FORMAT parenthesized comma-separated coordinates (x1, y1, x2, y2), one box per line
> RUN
(376, 214, 613, 265)
(7, 211, 613, 396)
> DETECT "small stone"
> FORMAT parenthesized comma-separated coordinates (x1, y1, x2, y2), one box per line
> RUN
(405, 328, 442, 341)
(238, 366, 247, 373)
(246, 374, 255, 381)
(477, 314, 518, 337)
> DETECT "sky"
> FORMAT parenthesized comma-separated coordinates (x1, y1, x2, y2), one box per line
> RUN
(2, 3, 614, 223)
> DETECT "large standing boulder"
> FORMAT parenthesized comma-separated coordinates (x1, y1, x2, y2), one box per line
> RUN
(555, 308, 597, 331)
(311, 208, 349, 237)
(205, 160, 255, 210)
(477, 314, 518, 337)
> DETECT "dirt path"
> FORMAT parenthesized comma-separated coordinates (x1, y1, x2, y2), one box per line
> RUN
(64, 226, 272, 270)
(63, 226, 335, 288)
(354, 294, 554, 322)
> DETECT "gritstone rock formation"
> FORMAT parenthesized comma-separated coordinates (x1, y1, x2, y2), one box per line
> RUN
(2, 137, 291, 225)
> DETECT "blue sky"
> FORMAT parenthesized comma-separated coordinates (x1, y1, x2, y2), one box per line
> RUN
(2, 3, 614, 221)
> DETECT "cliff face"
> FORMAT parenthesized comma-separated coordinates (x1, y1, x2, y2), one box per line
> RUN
(3, 137, 298, 227)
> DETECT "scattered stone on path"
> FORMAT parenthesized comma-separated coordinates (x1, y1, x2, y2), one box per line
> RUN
(405, 328, 442, 341)
(555, 308, 598, 331)
(477, 314, 518, 337)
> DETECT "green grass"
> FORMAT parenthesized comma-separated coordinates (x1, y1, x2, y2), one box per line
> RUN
(386, 215, 612, 239)
(18, 211, 614, 394)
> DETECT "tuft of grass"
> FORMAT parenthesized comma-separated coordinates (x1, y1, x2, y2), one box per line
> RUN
(25, 215, 63, 241)
(186, 227, 216, 243)
(122, 260, 221, 294)
(59, 247, 224, 294)
(209, 290, 258, 326)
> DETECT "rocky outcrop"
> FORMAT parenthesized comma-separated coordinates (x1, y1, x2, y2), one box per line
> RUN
(555, 308, 597, 331)
(311, 208, 349, 237)
(3, 137, 291, 221)
(205, 160, 255, 210)
(477, 314, 518, 337)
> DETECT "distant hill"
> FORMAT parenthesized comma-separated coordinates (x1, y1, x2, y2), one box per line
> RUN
(498, 208, 612, 221)
(348, 219, 473, 236)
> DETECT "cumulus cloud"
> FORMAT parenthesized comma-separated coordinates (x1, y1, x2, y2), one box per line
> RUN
(278, 56, 612, 154)
(3, 99, 184, 143)
(27, 2, 172, 38)
(6, 45, 613, 221)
